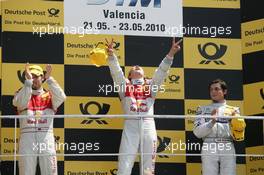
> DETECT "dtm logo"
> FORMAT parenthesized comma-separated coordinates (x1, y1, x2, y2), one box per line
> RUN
(17, 70, 46, 84)
(260, 88, 264, 109)
(156, 136, 171, 158)
(87, 0, 161, 8)
(80, 101, 110, 124)
(198, 42, 227, 65)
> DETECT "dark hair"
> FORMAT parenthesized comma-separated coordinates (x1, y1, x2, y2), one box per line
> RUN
(209, 79, 228, 98)
(128, 70, 132, 81)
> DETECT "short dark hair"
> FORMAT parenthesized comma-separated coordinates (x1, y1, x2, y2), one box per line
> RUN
(209, 79, 228, 98)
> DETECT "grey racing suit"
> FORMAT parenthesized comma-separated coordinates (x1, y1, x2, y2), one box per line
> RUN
(13, 77, 66, 175)
(193, 101, 239, 175)
(108, 55, 173, 175)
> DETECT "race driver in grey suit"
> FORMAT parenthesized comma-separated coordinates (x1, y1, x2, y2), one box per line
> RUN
(193, 79, 245, 175)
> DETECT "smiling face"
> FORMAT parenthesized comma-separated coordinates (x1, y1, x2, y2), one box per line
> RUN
(209, 83, 227, 102)
(128, 65, 144, 79)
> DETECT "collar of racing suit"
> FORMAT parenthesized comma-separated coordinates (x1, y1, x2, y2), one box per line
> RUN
(212, 100, 226, 107)
(32, 88, 44, 95)
(131, 78, 144, 85)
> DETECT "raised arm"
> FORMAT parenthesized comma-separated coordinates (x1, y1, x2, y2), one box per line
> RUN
(151, 38, 181, 97)
(106, 38, 126, 87)
(13, 63, 33, 111)
(45, 64, 66, 110)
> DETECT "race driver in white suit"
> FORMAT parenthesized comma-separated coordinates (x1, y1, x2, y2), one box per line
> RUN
(106, 38, 181, 175)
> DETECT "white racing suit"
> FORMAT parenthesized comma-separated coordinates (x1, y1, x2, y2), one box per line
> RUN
(13, 77, 66, 175)
(108, 55, 173, 175)
(193, 102, 239, 175)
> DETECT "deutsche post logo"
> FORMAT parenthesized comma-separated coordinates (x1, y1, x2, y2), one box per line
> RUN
(79, 101, 110, 124)
(198, 42, 227, 65)
(260, 88, 264, 109)
(167, 74, 180, 84)
(48, 8, 60, 17)
(54, 136, 60, 144)
(95, 41, 120, 50)
(157, 136, 171, 158)
(110, 169, 117, 175)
